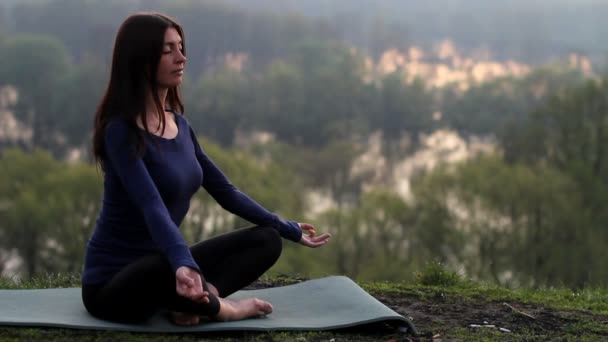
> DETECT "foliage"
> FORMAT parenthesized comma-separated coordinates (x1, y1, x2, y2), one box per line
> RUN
(411, 154, 601, 288)
(181, 137, 306, 243)
(0, 33, 70, 149)
(414, 261, 463, 287)
(0, 148, 102, 277)
(49, 56, 106, 150)
(441, 66, 587, 137)
(0, 0, 606, 289)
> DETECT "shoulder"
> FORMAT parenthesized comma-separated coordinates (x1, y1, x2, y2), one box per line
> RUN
(104, 117, 136, 144)
(105, 117, 131, 132)
(173, 112, 197, 137)
(174, 112, 193, 129)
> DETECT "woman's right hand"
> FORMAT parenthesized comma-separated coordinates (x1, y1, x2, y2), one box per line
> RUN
(298, 223, 331, 248)
(175, 266, 209, 303)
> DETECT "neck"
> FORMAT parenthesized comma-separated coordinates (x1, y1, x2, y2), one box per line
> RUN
(146, 87, 169, 114)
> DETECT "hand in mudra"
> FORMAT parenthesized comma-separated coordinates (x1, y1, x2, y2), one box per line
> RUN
(298, 223, 331, 248)
(175, 266, 209, 303)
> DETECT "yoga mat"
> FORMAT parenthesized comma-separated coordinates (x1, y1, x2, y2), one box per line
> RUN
(0, 276, 416, 334)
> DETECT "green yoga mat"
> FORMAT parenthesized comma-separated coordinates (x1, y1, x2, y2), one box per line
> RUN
(0, 276, 416, 334)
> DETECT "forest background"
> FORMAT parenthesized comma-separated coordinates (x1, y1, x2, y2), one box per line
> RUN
(1, 0, 607, 289)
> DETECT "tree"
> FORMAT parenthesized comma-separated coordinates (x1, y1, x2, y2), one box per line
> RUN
(188, 68, 252, 146)
(255, 40, 371, 147)
(0, 148, 61, 276)
(0, 148, 102, 277)
(49, 56, 106, 154)
(374, 72, 434, 170)
(41, 163, 102, 273)
(441, 67, 586, 138)
(0, 34, 70, 151)
(413, 155, 600, 287)
(180, 137, 306, 244)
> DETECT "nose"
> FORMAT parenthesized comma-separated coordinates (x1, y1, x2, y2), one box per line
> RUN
(177, 50, 186, 64)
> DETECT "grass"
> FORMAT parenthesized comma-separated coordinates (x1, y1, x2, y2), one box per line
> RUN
(0, 264, 607, 341)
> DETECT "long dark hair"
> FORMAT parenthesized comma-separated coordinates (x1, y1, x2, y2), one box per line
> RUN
(92, 12, 185, 166)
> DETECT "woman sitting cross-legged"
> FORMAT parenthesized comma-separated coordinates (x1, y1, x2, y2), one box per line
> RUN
(81, 12, 331, 326)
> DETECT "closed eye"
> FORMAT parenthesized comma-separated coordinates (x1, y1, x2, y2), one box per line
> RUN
(163, 42, 183, 55)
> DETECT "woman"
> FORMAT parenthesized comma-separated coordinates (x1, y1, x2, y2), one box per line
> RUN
(82, 12, 331, 326)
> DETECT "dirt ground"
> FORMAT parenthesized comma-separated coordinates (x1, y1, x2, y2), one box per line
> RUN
(375, 291, 608, 340)
(248, 278, 608, 341)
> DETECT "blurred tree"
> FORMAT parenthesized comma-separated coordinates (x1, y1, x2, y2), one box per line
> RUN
(189, 40, 372, 149)
(256, 40, 370, 147)
(49, 56, 107, 154)
(409, 169, 464, 271)
(301, 141, 367, 206)
(310, 188, 461, 282)
(503, 77, 608, 286)
(181, 137, 306, 244)
(528, 78, 608, 181)
(441, 67, 586, 139)
(253, 60, 305, 144)
(374, 72, 434, 169)
(189, 68, 252, 146)
(43, 163, 102, 273)
(0, 34, 70, 151)
(350, 191, 416, 281)
(11, 0, 130, 62)
(0, 148, 61, 277)
(160, 0, 336, 73)
(0, 148, 101, 277)
(414, 155, 601, 287)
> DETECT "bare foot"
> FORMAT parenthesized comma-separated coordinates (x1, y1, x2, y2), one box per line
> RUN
(169, 311, 200, 326)
(215, 298, 273, 322)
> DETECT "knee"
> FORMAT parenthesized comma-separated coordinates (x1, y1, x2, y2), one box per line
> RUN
(257, 226, 282, 259)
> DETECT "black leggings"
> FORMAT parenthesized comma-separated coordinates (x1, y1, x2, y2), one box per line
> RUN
(82, 225, 282, 324)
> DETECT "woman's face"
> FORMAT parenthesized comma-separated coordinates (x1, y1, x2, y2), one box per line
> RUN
(157, 27, 186, 88)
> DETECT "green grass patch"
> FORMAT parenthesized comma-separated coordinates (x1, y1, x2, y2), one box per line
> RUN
(414, 261, 464, 287)
(0, 273, 81, 289)
(1, 267, 608, 341)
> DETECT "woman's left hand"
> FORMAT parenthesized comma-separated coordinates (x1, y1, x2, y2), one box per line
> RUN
(298, 223, 331, 248)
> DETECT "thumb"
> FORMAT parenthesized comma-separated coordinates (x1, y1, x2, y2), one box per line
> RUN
(177, 271, 194, 286)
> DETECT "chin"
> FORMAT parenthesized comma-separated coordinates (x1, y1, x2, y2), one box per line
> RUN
(159, 81, 182, 88)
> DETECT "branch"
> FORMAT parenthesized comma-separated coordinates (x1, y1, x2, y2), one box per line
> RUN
(502, 302, 536, 320)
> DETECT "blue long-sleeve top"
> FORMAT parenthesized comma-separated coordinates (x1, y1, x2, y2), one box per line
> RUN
(82, 112, 302, 286)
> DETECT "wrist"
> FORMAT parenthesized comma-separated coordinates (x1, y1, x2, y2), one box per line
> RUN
(284, 220, 303, 242)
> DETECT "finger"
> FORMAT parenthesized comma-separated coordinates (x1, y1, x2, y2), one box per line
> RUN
(191, 293, 209, 303)
(300, 223, 320, 238)
(300, 223, 315, 231)
(310, 233, 331, 243)
(178, 275, 195, 287)
(308, 233, 331, 245)
(300, 236, 330, 248)
(197, 289, 210, 298)
(300, 239, 323, 248)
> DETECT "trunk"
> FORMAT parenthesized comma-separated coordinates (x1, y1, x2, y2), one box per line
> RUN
(25, 242, 37, 278)
(532, 202, 543, 286)
(592, 117, 604, 177)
